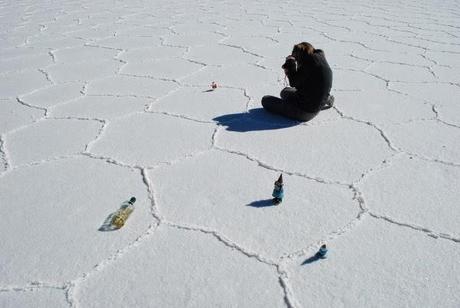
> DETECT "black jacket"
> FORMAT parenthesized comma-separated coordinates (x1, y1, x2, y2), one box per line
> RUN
(285, 49, 332, 112)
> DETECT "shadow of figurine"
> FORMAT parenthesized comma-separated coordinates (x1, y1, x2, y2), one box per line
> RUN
(302, 244, 328, 265)
(213, 108, 299, 132)
(301, 254, 322, 265)
(246, 199, 275, 208)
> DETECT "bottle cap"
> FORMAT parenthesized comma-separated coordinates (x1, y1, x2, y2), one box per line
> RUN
(129, 197, 136, 204)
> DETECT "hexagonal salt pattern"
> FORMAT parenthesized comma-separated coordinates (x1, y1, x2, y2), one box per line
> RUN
(5, 118, 102, 166)
(121, 58, 204, 80)
(19, 82, 85, 108)
(385, 120, 460, 164)
(0, 157, 152, 285)
(118, 46, 185, 62)
(86, 75, 177, 98)
(286, 219, 460, 307)
(181, 63, 279, 90)
(360, 155, 460, 238)
(0, 70, 51, 98)
(91, 113, 215, 166)
(366, 62, 437, 83)
(336, 90, 434, 126)
(0, 288, 68, 308)
(216, 119, 394, 183)
(0, 99, 44, 134)
(1, 0, 460, 306)
(53, 46, 119, 63)
(150, 150, 359, 259)
(0, 52, 53, 74)
(76, 225, 284, 307)
(150, 87, 248, 122)
(46, 59, 122, 83)
(390, 82, 460, 126)
(50, 96, 150, 120)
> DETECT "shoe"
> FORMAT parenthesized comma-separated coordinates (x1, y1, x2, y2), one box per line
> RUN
(320, 95, 334, 110)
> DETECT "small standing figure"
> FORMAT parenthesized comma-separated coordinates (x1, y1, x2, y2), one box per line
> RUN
(317, 244, 328, 258)
(272, 174, 284, 205)
(211, 81, 218, 90)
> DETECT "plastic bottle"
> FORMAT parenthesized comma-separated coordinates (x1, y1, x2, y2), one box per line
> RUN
(112, 197, 136, 229)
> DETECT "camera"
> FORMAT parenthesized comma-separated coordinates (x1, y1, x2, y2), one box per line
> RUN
(282, 56, 297, 73)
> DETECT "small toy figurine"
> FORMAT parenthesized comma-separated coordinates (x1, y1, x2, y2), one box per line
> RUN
(317, 244, 328, 258)
(272, 174, 284, 205)
(211, 81, 218, 90)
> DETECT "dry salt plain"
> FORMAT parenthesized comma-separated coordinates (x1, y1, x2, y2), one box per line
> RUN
(1, 0, 460, 307)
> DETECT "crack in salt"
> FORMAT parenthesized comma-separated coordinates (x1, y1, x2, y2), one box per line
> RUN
(369, 212, 460, 243)
(15, 96, 48, 115)
(67, 222, 160, 308)
(163, 221, 278, 266)
(0, 134, 11, 172)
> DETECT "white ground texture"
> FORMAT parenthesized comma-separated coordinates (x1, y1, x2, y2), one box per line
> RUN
(0, 0, 459, 307)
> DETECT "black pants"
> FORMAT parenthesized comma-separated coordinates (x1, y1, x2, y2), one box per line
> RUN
(261, 87, 319, 122)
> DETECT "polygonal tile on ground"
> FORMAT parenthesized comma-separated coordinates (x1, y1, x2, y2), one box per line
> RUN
(51, 96, 150, 120)
(25, 35, 84, 49)
(432, 66, 459, 84)
(163, 32, 226, 47)
(181, 63, 278, 90)
(0, 47, 48, 61)
(150, 150, 358, 258)
(121, 58, 203, 80)
(360, 155, 460, 237)
(391, 82, 460, 126)
(287, 219, 460, 307)
(366, 62, 436, 83)
(0, 70, 51, 98)
(350, 49, 432, 67)
(220, 36, 282, 59)
(76, 225, 284, 307)
(336, 89, 434, 125)
(46, 60, 121, 82)
(150, 87, 248, 121)
(333, 69, 386, 92)
(94, 36, 160, 49)
(86, 75, 177, 98)
(91, 113, 215, 166)
(0, 99, 44, 134)
(0, 288, 68, 308)
(5, 119, 101, 166)
(19, 82, 84, 108)
(385, 120, 460, 163)
(119, 46, 185, 62)
(53, 45, 118, 63)
(0, 53, 53, 74)
(64, 27, 116, 41)
(216, 119, 393, 182)
(186, 44, 261, 66)
(0, 157, 152, 285)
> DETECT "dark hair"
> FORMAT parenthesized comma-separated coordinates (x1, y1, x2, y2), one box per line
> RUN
(292, 42, 315, 66)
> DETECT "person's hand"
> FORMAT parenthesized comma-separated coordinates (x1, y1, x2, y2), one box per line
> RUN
(282, 55, 297, 73)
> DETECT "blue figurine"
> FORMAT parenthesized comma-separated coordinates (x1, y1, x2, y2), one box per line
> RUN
(317, 244, 328, 258)
(272, 174, 284, 205)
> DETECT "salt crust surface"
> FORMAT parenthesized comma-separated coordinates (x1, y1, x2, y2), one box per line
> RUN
(1, 0, 459, 307)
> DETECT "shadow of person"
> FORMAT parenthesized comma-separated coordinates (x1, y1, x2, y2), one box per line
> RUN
(246, 199, 275, 208)
(301, 253, 324, 265)
(213, 108, 299, 132)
